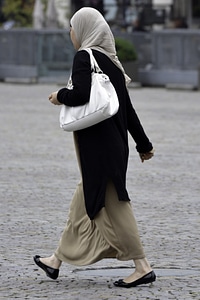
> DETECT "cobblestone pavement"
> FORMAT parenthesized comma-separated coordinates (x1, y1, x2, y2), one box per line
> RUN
(0, 83, 199, 299)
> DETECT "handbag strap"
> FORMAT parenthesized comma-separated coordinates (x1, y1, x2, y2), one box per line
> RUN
(83, 48, 103, 74)
(66, 48, 101, 89)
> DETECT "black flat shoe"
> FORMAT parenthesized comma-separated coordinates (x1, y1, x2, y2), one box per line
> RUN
(33, 255, 59, 280)
(114, 270, 156, 288)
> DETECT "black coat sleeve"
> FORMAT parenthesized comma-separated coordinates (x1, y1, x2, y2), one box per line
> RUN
(126, 93, 153, 153)
(57, 50, 92, 106)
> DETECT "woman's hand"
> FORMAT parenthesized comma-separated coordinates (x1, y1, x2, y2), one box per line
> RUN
(48, 91, 62, 105)
(139, 149, 154, 163)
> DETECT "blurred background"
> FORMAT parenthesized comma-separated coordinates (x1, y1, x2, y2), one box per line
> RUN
(1, 1, 200, 30)
(0, 0, 200, 88)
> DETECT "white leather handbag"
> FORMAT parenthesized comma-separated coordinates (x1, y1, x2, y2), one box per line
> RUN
(59, 48, 119, 131)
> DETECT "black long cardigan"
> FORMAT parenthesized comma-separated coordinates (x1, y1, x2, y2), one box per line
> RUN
(57, 49, 153, 220)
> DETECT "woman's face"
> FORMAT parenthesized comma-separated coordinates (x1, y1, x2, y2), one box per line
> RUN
(70, 27, 80, 50)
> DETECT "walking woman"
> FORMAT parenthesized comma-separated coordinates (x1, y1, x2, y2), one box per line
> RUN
(34, 7, 156, 288)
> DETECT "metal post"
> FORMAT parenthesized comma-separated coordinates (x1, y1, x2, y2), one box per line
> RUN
(122, 0, 126, 24)
(186, 0, 192, 28)
(198, 66, 200, 90)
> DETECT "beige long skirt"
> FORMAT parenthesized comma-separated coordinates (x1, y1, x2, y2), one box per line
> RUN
(54, 134, 145, 266)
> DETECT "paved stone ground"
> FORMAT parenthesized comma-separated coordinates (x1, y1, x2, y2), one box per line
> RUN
(0, 83, 199, 299)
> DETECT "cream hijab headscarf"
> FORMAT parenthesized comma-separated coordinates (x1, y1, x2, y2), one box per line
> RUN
(70, 7, 131, 85)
